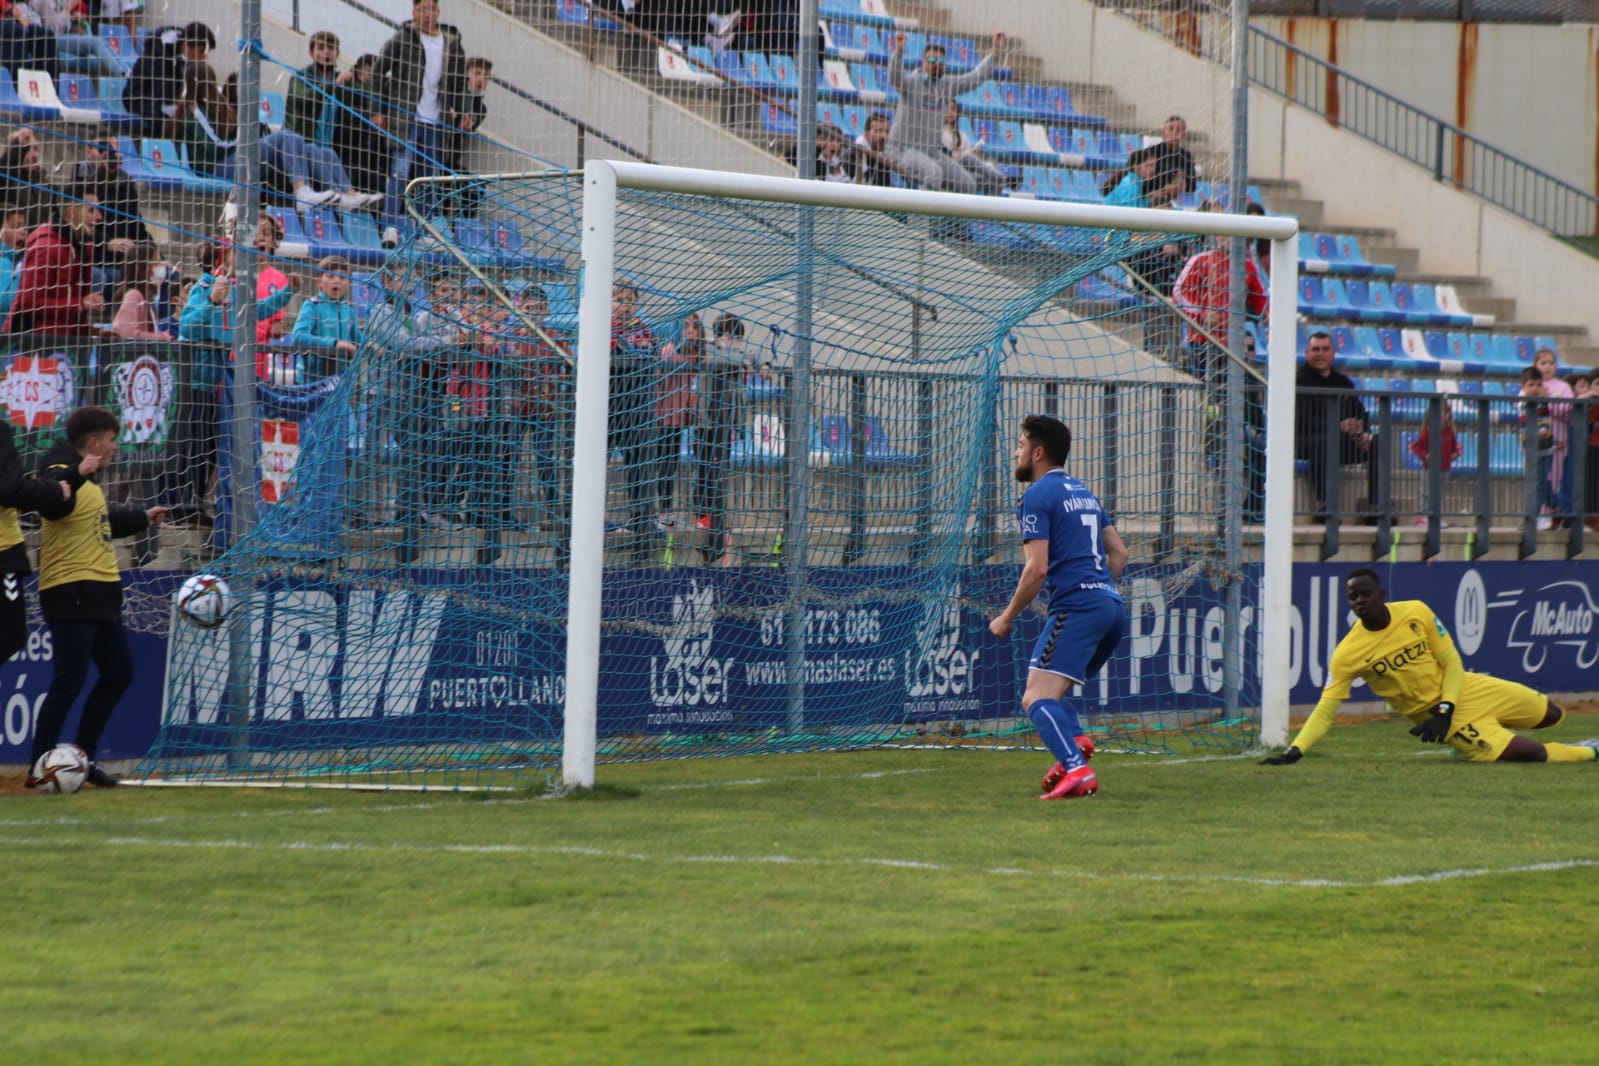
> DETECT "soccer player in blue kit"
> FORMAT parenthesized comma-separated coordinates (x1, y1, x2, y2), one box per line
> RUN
(989, 415, 1129, 801)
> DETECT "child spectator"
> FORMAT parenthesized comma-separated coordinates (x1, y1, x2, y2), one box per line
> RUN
(252, 213, 293, 351)
(285, 30, 343, 146)
(1407, 398, 1461, 526)
(285, 254, 361, 382)
(448, 56, 491, 216)
(0, 205, 26, 324)
(1532, 347, 1574, 525)
(1519, 366, 1563, 529)
(940, 99, 1005, 196)
(109, 242, 174, 341)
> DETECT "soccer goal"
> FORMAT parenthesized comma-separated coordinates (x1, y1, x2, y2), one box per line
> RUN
(134, 162, 1296, 792)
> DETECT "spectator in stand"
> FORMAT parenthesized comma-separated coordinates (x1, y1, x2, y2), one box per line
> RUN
(363, 264, 457, 562)
(0, 206, 25, 323)
(941, 99, 1006, 196)
(73, 138, 150, 304)
(285, 254, 361, 382)
(508, 287, 570, 531)
(1531, 347, 1573, 529)
(885, 30, 1006, 194)
(252, 213, 293, 354)
(815, 124, 853, 183)
(173, 63, 380, 213)
(654, 313, 705, 526)
(1171, 232, 1266, 378)
(1573, 373, 1599, 532)
(609, 284, 665, 542)
(332, 54, 391, 197)
(5, 185, 101, 336)
(693, 312, 742, 558)
(1102, 145, 1183, 209)
(171, 241, 298, 517)
(285, 30, 343, 146)
(15, 0, 129, 76)
(0, 129, 54, 229)
(1295, 330, 1379, 525)
(854, 111, 893, 187)
(448, 56, 491, 217)
(1518, 365, 1563, 531)
(124, 22, 214, 139)
(1408, 397, 1461, 527)
(108, 242, 174, 341)
(1148, 115, 1198, 196)
(0, 0, 61, 82)
(372, 0, 472, 247)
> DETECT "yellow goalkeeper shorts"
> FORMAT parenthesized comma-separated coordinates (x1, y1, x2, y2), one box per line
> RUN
(1437, 672, 1552, 762)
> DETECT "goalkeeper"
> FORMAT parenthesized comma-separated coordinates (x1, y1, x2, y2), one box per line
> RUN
(1261, 568, 1597, 766)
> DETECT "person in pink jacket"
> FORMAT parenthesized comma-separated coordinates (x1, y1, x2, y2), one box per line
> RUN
(109, 242, 174, 341)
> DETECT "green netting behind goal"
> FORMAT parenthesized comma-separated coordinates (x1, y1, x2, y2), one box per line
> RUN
(136, 169, 1268, 790)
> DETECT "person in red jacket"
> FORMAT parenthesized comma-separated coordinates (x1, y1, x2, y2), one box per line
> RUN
(5, 186, 103, 336)
(1171, 237, 1266, 380)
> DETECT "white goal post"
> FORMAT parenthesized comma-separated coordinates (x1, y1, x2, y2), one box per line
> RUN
(564, 159, 1301, 786)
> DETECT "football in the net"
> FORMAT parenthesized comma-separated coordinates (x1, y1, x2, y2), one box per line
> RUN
(31, 743, 89, 794)
(175, 573, 234, 630)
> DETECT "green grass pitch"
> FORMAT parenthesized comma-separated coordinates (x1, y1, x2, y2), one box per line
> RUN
(6, 718, 1599, 1065)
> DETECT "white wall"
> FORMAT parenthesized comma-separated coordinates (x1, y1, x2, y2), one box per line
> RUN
(1256, 17, 1599, 200)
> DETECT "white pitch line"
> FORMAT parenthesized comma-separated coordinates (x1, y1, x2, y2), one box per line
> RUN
(2, 832, 1595, 890)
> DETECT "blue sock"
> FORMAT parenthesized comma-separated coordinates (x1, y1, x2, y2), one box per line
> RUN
(1028, 699, 1085, 771)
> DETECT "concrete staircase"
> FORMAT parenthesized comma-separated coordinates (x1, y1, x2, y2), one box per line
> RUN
(1252, 175, 1599, 366)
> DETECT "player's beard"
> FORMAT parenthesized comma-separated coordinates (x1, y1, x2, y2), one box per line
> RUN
(1014, 461, 1033, 484)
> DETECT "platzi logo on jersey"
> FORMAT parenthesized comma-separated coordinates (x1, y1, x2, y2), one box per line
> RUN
(649, 579, 732, 707)
(906, 584, 980, 700)
(1502, 579, 1599, 673)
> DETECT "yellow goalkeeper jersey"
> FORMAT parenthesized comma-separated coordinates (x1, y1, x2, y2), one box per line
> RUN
(1320, 600, 1460, 717)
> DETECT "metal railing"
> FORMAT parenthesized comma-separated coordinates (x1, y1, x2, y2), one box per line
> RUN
(1109, 3, 1599, 237)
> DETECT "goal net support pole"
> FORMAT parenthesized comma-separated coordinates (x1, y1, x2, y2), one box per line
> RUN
(563, 160, 1300, 787)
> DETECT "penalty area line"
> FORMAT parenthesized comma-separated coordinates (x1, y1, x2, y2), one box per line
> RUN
(2, 833, 1596, 889)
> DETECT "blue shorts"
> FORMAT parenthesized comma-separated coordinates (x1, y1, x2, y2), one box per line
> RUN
(1028, 597, 1129, 685)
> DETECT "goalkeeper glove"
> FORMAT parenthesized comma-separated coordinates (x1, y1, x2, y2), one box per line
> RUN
(1259, 746, 1302, 766)
(1409, 701, 1455, 744)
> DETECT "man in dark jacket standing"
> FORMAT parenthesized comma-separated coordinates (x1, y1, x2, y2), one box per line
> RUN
(27, 407, 167, 787)
(122, 22, 215, 138)
(372, 0, 471, 247)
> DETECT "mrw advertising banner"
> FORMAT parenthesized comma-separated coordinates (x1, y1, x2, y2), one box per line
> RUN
(5, 559, 1591, 764)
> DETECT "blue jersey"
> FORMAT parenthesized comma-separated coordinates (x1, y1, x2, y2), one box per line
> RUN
(1016, 468, 1123, 612)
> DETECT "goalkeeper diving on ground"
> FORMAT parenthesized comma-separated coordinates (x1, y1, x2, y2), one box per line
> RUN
(1261, 567, 1598, 765)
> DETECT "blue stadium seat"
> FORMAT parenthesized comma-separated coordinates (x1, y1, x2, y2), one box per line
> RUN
(98, 76, 133, 119)
(1452, 379, 1484, 427)
(116, 135, 184, 192)
(760, 101, 797, 136)
(769, 53, 799, 94)
(259, 90, 286, 131)
(852, 24, 891, 62)
(1375, 328, 1405, 360)
(1351, 326, 1383, 358)
(1445, 331, 1471, 362)
(958, 80, 1030, 120)
(350, 273, 384, 320)
(1329, 234, 1397, 277)
(860, 415, 918, 466)
(300, 208, 356, 259)
(1451, 432, 1479, 475)
(714, 50, 745, 85)
(849, 63, 893, 102)
(1489, 432, 1524, 476)
(265, 207, 313, 259)
(1330, 326, 1358, 357)
(741, 53, 781, 90)
(339, 211, 389, 267)
(554, 0, 621, 31)
(98, 23, 138, 67)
